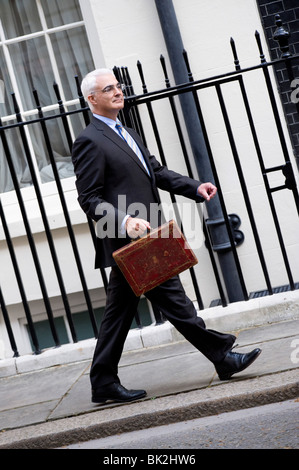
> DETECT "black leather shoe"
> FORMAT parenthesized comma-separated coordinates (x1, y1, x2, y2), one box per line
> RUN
(92, 382, 147, 404)
(215, 348, 262, 380)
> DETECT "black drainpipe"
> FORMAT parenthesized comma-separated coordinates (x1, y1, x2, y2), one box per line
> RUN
(155, 0, 246, 302)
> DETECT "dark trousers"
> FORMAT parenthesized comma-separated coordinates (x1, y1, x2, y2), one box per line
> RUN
(90, 266, 236, 390)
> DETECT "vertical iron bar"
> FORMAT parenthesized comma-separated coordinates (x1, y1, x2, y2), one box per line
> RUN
(159, 55, 194, 178)
(121, 67, 147, 144)
(0, 286, 19, 357)
(53, 83, 73, 152)
(259, 58, 299, 182)
(230, 37, 241, 71)
(0, 197, 41, 353)
(75, 75, 91, 126)
(0, 116, 60, 346)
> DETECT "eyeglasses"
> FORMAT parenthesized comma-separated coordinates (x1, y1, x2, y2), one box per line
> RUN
(91, 83, 126, 95)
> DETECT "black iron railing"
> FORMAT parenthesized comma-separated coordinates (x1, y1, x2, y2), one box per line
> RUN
(1, 16, 298, 357)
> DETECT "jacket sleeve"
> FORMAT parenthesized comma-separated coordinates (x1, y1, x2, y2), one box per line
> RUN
(149, 153, 204, 202)
(128, 128, 205, 203)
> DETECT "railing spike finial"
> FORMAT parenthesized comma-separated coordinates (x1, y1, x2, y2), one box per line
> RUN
(53, 81, 62, 103)
(137, 60, 147, 93)
(160, 55, 168, 79)
(273, 14, 291, 58)
(74, 75, 82, 97)
(255, 30, 267, 64)
(122, 66, 130, 86)
(11, 92, 20, 116)
(230, 37, 241, 71)
(113, 66, 121, 83)
(160, 55, 171, 88)
(33, 88, 41, 110)
(182, 49, 193, 81)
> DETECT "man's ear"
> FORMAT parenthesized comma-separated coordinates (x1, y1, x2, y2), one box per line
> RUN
(88, 94, 97, 107)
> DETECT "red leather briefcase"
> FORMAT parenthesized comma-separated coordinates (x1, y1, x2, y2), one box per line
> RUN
(112, 219, 198, 296)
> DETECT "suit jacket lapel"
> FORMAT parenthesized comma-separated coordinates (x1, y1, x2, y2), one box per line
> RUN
(92, 117, 151, 177)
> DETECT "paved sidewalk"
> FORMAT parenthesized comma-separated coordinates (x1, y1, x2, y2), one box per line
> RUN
(0, 318, 298, 449)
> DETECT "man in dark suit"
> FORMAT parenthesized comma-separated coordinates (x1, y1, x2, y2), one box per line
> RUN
(72, 68, 261, 404)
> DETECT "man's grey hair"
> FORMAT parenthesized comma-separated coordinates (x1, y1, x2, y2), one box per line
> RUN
(81, 68, 115, 106)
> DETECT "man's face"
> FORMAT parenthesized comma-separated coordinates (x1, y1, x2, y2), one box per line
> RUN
(88, 73, 124, 119)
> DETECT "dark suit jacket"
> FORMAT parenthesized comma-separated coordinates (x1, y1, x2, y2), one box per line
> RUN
(72, 116, 203, 268)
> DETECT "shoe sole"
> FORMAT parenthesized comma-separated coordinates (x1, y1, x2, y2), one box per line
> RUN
(218, 348, 262, 380)
(92, 391, 147, 404)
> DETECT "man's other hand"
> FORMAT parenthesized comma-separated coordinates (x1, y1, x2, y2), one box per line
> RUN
(197, 182, 217, 201)
(126, 217, 151, 239)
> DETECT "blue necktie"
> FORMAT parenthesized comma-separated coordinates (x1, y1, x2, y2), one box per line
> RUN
(115, 123, 150, 176)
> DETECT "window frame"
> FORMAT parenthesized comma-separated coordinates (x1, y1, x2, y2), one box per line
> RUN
(0, 0, 98, 234)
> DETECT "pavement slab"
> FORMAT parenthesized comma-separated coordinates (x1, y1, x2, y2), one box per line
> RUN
(0, 319, 298, 449)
